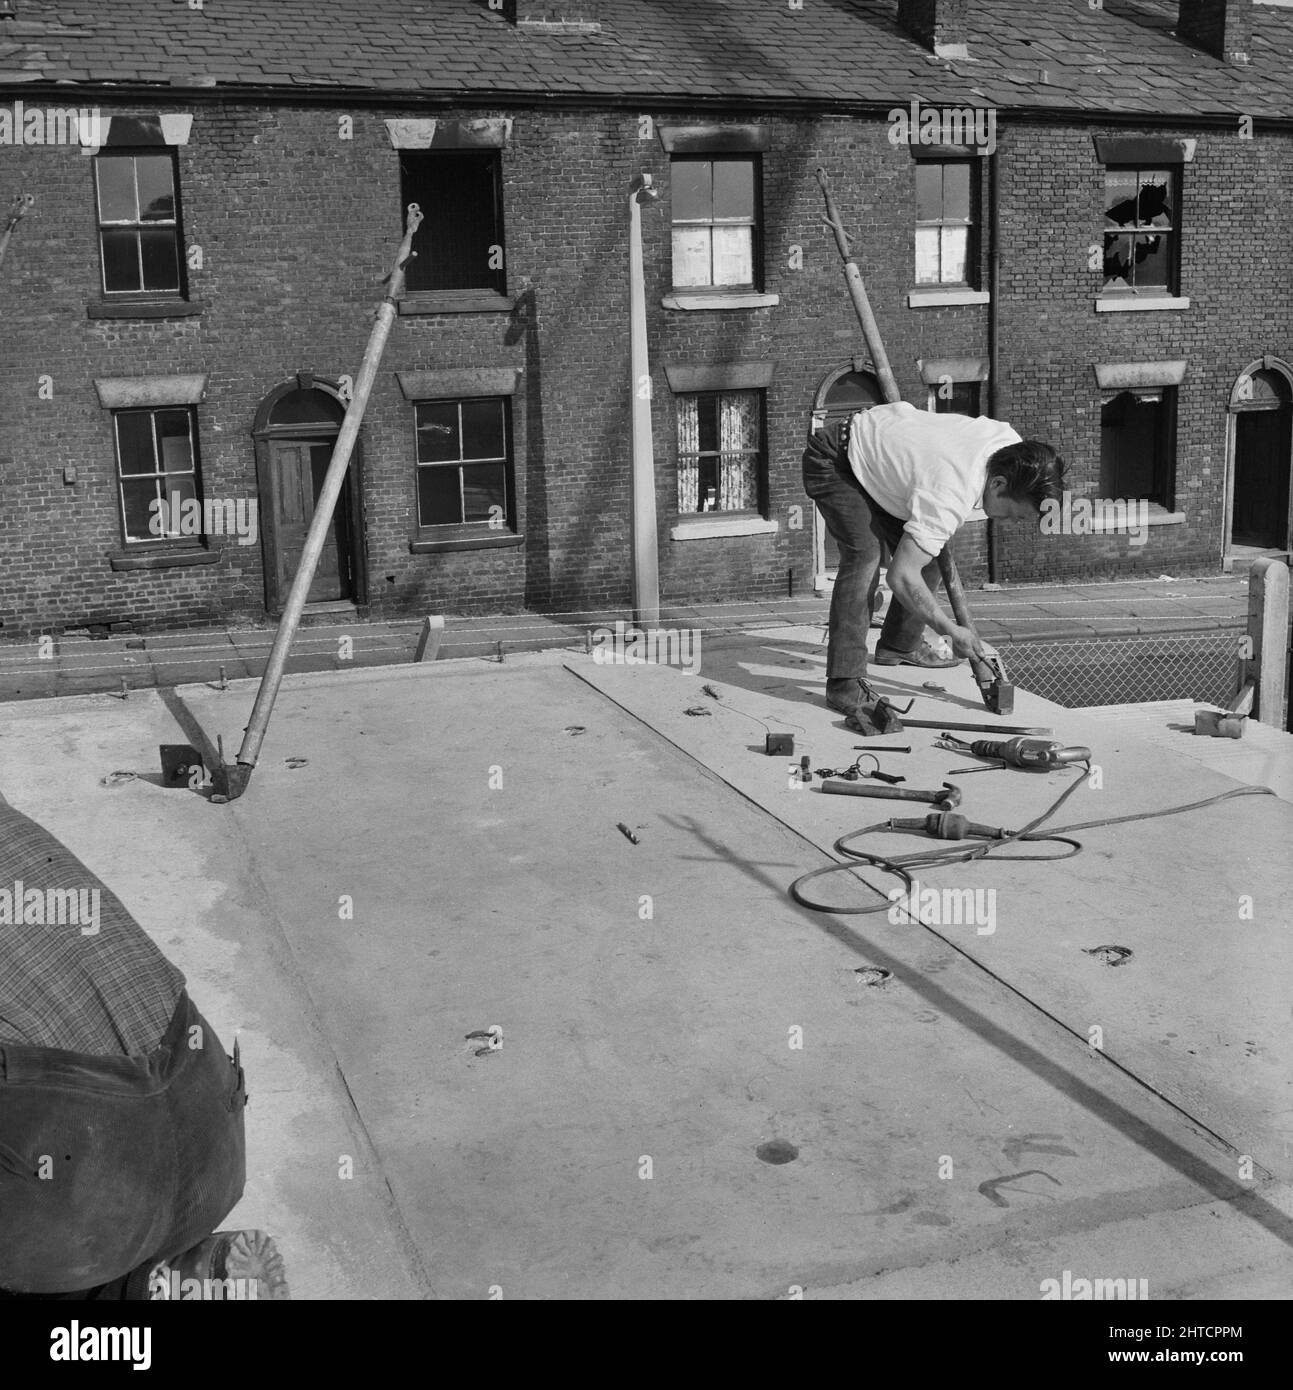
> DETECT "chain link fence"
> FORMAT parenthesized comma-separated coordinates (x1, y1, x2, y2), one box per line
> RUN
(1000, 629, 1245, 710)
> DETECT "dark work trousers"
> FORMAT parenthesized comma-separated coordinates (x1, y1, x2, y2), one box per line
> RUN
(0, 990, 246, 1296)
(802, 414, 943, 679)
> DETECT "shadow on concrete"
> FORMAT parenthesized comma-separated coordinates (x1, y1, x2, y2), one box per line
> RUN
(656, 808, 1293, 1253)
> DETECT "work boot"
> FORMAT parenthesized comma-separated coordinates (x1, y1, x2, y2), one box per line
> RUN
(825, 678, 905, 735)
(844, 701, 905, 737)
(147, 1230, 290, 1300)
(873, 639, 959, 669)
(825, 676, 880, 718)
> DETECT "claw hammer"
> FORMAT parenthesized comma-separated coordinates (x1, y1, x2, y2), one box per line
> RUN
(815, 166, 1014, 717)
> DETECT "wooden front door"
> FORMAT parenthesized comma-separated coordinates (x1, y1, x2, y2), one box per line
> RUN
(1233, 404, 1292, 548)
(269, 437, 352, 604)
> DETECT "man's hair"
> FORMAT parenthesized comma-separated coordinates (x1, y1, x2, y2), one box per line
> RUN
(986, 440, 1066, 511)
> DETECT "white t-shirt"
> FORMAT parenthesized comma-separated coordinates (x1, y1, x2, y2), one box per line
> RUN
(846, 402, 1023, 556)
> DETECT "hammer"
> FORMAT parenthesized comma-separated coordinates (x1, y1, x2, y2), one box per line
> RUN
(820, 779, 961, 807)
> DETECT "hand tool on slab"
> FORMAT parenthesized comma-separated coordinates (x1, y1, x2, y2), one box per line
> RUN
(893, 718, 1052, 736)
(889, 809, 1008, 840)
(935, 734, 1092, 771)
(815, 164, 1014, 717)
(821, 779, 961, 807)
(1194, 680, 1254, 739)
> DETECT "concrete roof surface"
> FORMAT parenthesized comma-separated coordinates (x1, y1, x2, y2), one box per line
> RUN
(1, 637, 1289, 1297)
(2, 0, 1292, 119)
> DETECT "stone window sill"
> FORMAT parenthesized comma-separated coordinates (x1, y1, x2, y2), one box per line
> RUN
(409, 529, 524, 554)
(662, 291, 779, 311)
(670, 515, 778, 540)
(1084, 505, 1185, 531)
(1062, 503, 1184, 528)
(107, 545, 220, 571)
(88, 299, 205, 320)
(907, 287, 989, 308)
(398, 290, 515, 316)
(1095, 295, 1189, 313)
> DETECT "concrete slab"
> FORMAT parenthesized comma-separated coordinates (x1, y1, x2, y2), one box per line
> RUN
(0, 692, 431, 1300)
(2, 642, 1288, 1299)
(169, 660, 1285, 1297)
(572, 641, 1293, 1185)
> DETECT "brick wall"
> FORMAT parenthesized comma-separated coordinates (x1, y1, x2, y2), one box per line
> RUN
(1, 98, 1287, 639)
(992, 122, 1293, 584)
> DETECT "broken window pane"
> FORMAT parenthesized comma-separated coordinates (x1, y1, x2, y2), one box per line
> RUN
(1131, 233, 1170, 287)
(1102, 232, 1134, 289)
(1100, 390, 1164, 500)
(1104, 169, 1139, 226)
(1139, 174, 1172, 227)
(400, 151, 505, 293)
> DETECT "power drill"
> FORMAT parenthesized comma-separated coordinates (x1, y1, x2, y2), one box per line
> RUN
(938, 734, 1091, 771)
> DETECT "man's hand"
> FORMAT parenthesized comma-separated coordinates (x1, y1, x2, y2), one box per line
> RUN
(948, 624, 987, 662)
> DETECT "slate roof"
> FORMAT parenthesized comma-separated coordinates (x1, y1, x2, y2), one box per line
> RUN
(0, 0, 1290, 120)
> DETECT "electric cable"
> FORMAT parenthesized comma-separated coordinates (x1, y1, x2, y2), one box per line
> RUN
(789, 766, 1276, 914)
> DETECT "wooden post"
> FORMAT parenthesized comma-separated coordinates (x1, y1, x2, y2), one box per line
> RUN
(1246, 556, 1289, 727)
(222, 203, 424, 796)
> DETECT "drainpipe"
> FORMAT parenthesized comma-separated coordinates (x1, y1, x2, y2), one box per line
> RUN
(628, 172, 660, 625)
(986, 147, 1002, 586)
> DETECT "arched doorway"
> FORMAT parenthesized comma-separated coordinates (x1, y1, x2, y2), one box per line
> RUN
(1226, 359, 1293, 568)
(810, 361, 883, 590)
(253, 378, 365, 613)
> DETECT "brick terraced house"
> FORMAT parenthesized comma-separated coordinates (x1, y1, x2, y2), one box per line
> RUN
(0, 0, 1291, 638)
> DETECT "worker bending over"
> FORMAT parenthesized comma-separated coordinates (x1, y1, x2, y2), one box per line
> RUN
(803, 400, 1065, 732)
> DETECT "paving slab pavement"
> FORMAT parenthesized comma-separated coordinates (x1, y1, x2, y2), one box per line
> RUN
(2, 637, 1289, 1298)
